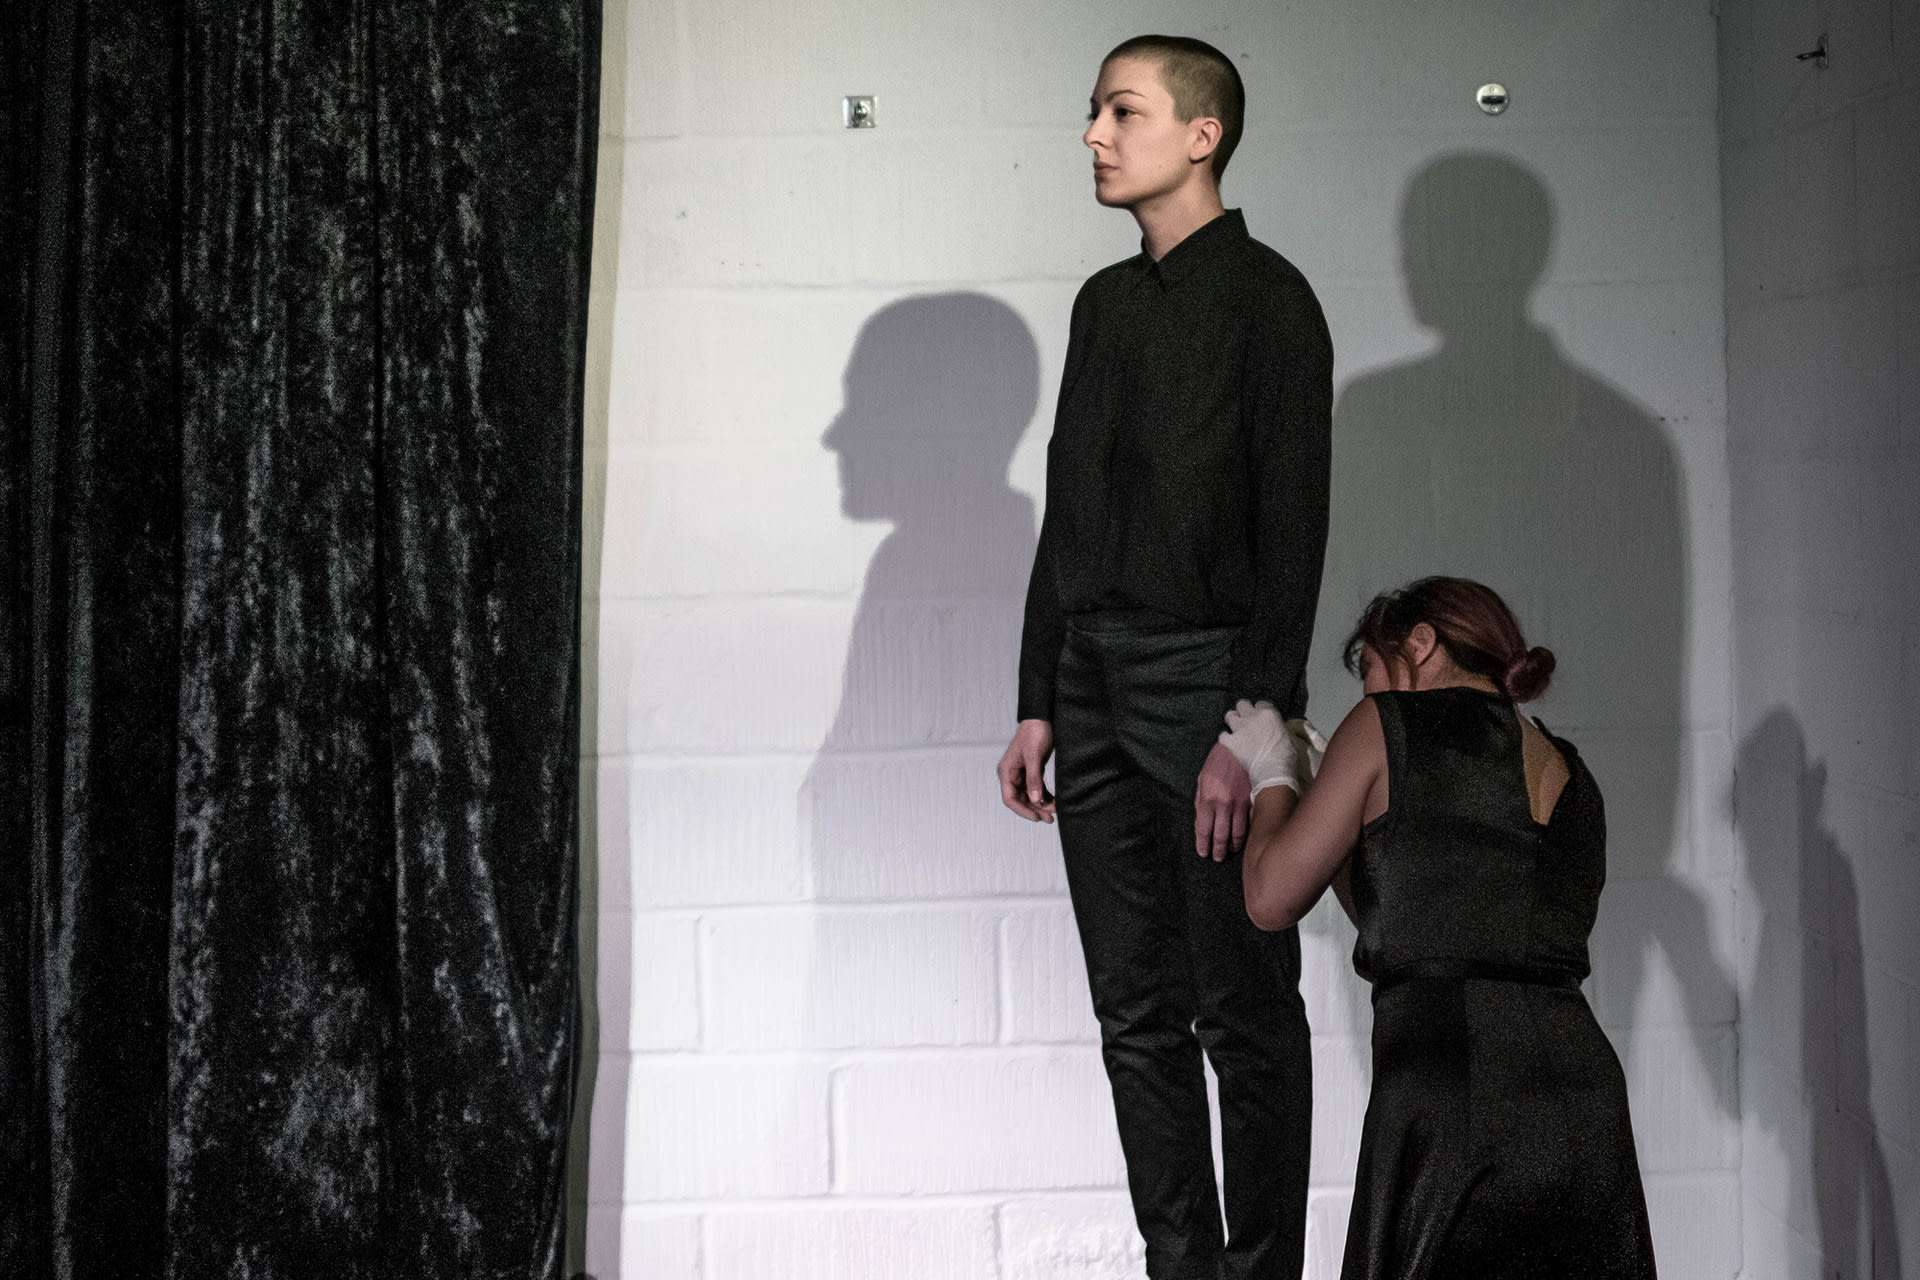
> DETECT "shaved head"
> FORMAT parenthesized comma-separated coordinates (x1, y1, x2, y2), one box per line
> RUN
(1103, 34, 1245, 181)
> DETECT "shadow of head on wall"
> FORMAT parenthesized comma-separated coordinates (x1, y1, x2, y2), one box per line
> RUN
(1309, 150, 1738, 1115)
(1399, 149, 1554, 351)
(806, 291, 1058, 905)
(822, 292, 1038, 591)
(1736, 707, 1905, 1280)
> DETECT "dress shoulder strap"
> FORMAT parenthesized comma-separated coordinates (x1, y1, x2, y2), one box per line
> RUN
(1367, 690, 1407, 753)
(1366, 691, 1411, 821)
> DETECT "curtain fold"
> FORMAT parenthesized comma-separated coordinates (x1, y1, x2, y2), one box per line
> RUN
(2, 2, 598, 1275)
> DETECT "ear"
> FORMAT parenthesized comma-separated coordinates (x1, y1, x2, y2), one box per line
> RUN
(1405, 623, 1440, 670)
(1188, 115, 1223, 165)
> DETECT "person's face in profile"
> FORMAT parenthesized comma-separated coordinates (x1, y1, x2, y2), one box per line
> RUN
(1359, 645, 1396, 695)
(1083, 56, 1203, 208)
(1358, 636, 1442, 694)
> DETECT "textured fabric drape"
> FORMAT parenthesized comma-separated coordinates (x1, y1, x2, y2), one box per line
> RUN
(1, 2, 598, 1276)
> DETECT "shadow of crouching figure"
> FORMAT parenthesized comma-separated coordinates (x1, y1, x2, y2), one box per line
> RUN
(1312, 153, 1738, 1140)
(1736, 710, 1904, 1280)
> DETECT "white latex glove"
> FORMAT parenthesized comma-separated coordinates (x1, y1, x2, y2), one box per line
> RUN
(1284, 717, 1328, 798)
(1219, 700, 1326, 800)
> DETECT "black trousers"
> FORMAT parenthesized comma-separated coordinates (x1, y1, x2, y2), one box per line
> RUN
(1054, 612, 1313, 1280)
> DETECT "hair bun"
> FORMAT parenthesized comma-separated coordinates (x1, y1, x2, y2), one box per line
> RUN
(1502, 645, 1556, 702)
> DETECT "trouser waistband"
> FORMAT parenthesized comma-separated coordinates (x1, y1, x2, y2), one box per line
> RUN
(1370, 958, 1584, 991)
(1064, 607, 1242, 637)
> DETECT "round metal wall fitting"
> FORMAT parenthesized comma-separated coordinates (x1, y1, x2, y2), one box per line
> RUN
(1476, 83, 1510, 115)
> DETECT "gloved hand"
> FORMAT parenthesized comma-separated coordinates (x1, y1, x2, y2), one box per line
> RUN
(1284, 716, 1328, 797)
(1219, 700, 1327, 800)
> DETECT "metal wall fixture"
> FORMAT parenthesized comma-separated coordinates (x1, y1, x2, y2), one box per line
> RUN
(843, 95, 876, 128)
(1476, 83, 1510, 115)
(1796, 34, 1829, 68)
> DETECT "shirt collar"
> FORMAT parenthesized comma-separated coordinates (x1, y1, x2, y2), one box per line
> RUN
(1140, 208, 1246, 286)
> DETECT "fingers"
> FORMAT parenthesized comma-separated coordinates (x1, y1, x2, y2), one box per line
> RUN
(1194, 800, 1232, 861)
(1230, 793, 1248, 854)
(1223, 698, 1257, 734)
(1022, 743, 1055, 824)
(999, 744, 1055, 823)
(998, 752, 1041, 821)
(1198, 809, 1228, 859)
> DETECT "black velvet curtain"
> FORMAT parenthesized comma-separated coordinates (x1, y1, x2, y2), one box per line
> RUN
(1, 2, 598, 1276)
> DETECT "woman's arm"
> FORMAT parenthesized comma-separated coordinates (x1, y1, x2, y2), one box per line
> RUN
(1328, 861, 1357, 927)
(1241, 696, 1386, 931)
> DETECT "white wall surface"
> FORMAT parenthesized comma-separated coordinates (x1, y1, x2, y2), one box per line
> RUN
(1720, 1, 1920, 1277)
(573, 2, 1741, 1276)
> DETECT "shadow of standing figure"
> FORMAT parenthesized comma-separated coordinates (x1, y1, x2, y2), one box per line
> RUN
(800, 294, 1060, 1050)
(1308, 153, 1738, 1122)
(1736, 709, 1905, 1280)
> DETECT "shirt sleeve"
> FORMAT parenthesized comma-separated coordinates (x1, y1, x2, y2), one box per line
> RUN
(1014, 281, 1098, 724)
(1017, 511, 1065, 722)
(1233, 270, 1334, 718)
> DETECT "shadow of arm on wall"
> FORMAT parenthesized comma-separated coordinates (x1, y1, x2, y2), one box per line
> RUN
(1737, 707, 1905, 1280)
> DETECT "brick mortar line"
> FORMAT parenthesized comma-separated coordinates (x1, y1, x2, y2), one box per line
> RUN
(607, 118, 1722, 147)
(595, 588, 1024, 606)
(603, 270, 1733, 294)
(590, 727, 1737, 760)
(605, 883, 1732, 909)
(610, 897, 1074, 916)
(607, 1188, 1145, 1213)
(591, 746, 1028, 761)
(1722, 78, 1920, 136)
(609, 1034, 1410, 1066)
(601, 1170, 1740, 1213)
(1726, 278, 1920, 309)
(599, 278, 1734, 305)
(606, 1025, 1741, 1051)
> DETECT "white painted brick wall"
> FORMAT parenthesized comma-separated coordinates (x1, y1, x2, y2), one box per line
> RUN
(623, 1059, 832, 1200)
(624, 757, 810, 906)
(578, 0, 1743, 1275)
(1001, 906, 1099, 1044)
(620, 911, 699, 1051)
(1302, 1191, 1353, 1278)
(613, 1211, 701, 1280)
(833, 1051, 1127, 1194)
(999, 1195, 1146, 1280)
(700, 908, 1001, 1049)
(706, 1206, 998, 1280)
(804, 749, 1068, 900)
(1722, 1, 1920, 1277)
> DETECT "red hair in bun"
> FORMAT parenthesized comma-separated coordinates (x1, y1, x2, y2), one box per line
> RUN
(1343, 576, 1557, 703)
(1501, 645, 1557, 702)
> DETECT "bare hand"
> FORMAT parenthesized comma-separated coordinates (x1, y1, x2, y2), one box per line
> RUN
(1195, 741, 1251, 860)
(997, 719, 1057, 823)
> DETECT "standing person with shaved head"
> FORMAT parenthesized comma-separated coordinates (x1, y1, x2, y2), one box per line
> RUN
(995, 35, 1332, 1280)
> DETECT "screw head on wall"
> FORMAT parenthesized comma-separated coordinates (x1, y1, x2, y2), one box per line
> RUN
(1476, 83, 1510, 115)
(843, 96, 876, 128)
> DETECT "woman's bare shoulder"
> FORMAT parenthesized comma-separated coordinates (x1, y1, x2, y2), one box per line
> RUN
(1315, 695, 1387, 789)
(1329, 693, 1384, 749)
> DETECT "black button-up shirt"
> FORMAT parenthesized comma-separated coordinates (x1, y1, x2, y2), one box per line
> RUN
(1018, 209, 1333, 722)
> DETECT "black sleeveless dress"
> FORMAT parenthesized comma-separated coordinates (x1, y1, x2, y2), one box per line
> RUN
(1342, 688, 1656, 1280)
